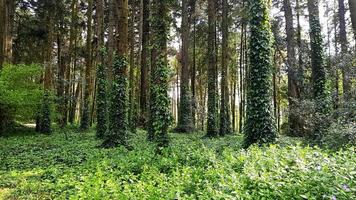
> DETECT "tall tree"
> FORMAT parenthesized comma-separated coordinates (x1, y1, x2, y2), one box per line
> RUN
(0, 0, 14, 68)
(338, 0, 350, 99)
(206, 0, 219, 137)
(220, 0, 232, 136)
(80, 0, 94, 130)
(283, 0, 303, 136)
(96, 0, 107, 139)
(307, 0, 329, 141)
(176, 0, 194, 133)
(349, 0, 356, 40)
(104, 0, 130, 147)
(140, 0, 150, 127)
(148, 0, 171, 148)
(243, 0, 277, 147)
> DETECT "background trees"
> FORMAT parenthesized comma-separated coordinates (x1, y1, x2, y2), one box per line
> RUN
(0, 0, 354, 148)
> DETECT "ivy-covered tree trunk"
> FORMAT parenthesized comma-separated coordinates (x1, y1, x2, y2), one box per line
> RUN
(176, 0, 194, 133)
(148, 0, 171, 148)
(307, 0, 329, 141)
(140, 0, 150, 128)
(206, 0, 219, 137)
(103, 0, 129, 147)
(80, 0, 93, 131)
(243, 0, 277, 147)
(95, 0, 107, 139)
(220, 0, 232, 136)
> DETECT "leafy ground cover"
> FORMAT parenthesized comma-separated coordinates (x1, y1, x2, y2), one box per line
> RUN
(0, 128, 355, 199)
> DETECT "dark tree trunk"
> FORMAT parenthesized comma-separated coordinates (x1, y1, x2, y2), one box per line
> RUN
(140, 0, 150, 127)
(206, 0, 219, 137)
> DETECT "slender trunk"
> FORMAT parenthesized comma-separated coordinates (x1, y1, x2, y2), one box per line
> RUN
(140, 0, 150, 127)
(338, 0, 350, 99)
(349, 0, 356, 41)
(80, 0, 94, 130)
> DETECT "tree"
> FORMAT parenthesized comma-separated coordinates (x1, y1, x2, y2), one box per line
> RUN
(80, 0, 94, 130)
(349, 0, 356, 40)
(104, 0, 130, 147)
(243, 0, 277, 147)
(220, 0, 232, 136)
(148, 0, 171, 147)
(283, 0, 303, 136)
(176, 0, 194, 133)
(307, 0, 329, 141)
(0, 0, 14, 68)
(96, 0, 107, 139)
(338, 0, 350, 100)
(140, 0, 150, 127)
(206, 0, 219, 137)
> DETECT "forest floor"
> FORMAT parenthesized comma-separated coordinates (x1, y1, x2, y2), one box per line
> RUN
(0, 127, 355, 200)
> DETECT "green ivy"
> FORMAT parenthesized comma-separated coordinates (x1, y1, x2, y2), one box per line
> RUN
(39, 90, 52, 134)
(307, 0, 331, 142)
(96, 58, 108, 139)
(103, 56, 129, 148)
(243, 0, 277, 148)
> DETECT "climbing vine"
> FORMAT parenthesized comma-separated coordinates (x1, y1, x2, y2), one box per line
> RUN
(103, 56, 129, 147)
(243, 0, 277, 147)
(96, 49, 107, 139)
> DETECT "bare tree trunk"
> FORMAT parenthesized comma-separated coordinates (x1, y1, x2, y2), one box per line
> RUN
(80, 0, 94, 130)
(0, 0, 14, 67)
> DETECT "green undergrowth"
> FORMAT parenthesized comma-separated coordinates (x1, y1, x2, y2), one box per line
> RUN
(0, 129, 355, 199)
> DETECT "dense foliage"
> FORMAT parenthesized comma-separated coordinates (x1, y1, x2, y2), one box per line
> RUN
(148, 0, 172, 147)
(104, 56, 129, 147)
(95, 60, 107, 139)
(0, 64, 43, 134)
(244, 0, 277, 147)
(0, 129, 355, 199)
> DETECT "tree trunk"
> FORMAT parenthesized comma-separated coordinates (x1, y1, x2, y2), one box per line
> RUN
(283, 0, 303, 136)
(148, 0, 171, 148)
(206, 0, 219, 137)
(244, 0, 277, 147)
(219, 0, 232, 136)
(139, 0, 150, 127)
(349, 0, 356, 41)
(176, 0, 194, 133)
(338, 0, 350, 100)
(307, 0, 329, 141)
(80, 0, 94, 130)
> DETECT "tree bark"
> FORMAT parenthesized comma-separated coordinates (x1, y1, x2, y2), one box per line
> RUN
(220, 0, 232, 136)
(349, 0, 356, 41)
(140, 0, 150, 127)
(80, 0, 94, 130)
(206, 0, 219, 137)
(283, 0, 303, 136)
(176, 0, 194, 133)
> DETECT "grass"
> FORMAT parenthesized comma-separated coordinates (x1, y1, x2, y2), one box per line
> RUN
(0, 128, 355, 199)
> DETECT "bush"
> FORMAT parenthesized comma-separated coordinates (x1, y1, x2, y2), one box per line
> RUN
(0, 64, 43, 134)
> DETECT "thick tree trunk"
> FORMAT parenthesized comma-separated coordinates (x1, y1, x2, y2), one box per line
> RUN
(307, 0, 329, 141)
(0, 0, 14, 67)
(176, 0, 194, 133)
(206, 0, 219, 137)
(219, 0, 232, 136)
(283, 0, 303, 136)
